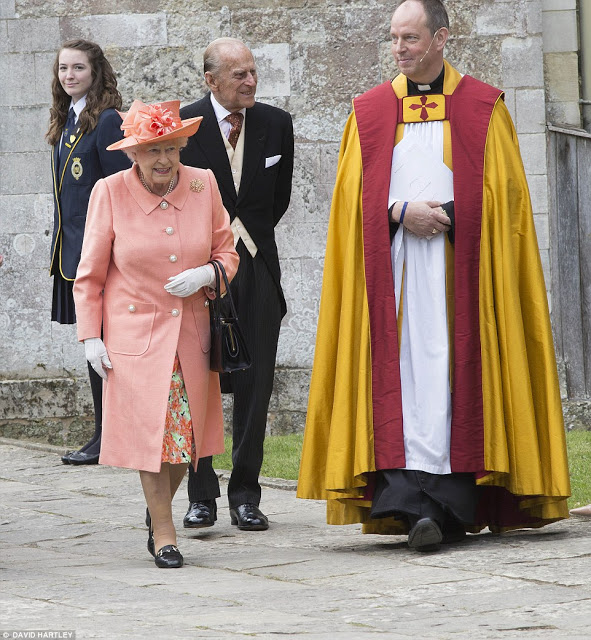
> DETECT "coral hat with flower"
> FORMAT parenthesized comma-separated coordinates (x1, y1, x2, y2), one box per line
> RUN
(106, 100, 202, 151)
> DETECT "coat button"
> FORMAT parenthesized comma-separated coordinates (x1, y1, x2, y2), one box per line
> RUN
(165, 226, 174, 235)
(169, 254, 177, 262)
(160, 201, 169, 210)
(171, 308, 180, 317)
(128, 305, 136, 313)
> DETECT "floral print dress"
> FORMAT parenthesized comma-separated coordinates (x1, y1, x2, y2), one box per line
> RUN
(161, 354, 195, 464)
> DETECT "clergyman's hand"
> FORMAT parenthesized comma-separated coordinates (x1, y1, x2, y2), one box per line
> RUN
(392, 200, 451, 239)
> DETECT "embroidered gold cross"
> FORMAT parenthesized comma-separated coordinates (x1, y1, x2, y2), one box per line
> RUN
(401, 94, 446, 123)
(409, 96, 439, 120)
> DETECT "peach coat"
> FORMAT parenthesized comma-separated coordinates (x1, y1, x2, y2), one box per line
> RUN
(73, 164, 239, 472)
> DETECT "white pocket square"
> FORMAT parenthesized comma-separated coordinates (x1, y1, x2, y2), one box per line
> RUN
(265, 155, 281, 168)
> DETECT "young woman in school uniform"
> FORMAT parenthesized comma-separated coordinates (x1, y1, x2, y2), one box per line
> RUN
(47, 39, 130, 465)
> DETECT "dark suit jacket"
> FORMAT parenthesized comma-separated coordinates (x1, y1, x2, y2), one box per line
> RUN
(50, 108, 131, 280)
(180, 95, 294, 316)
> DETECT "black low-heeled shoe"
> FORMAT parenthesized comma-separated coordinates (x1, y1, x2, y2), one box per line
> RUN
(155, 545, 183, 568)
(68, 450, 99, 465)
(147, 525, 155, 558)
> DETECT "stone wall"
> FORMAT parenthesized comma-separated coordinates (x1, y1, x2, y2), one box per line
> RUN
(542, 0, 581, 127)
(0, 0, 557, 445)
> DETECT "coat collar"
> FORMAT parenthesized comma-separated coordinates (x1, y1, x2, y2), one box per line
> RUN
(392, 60, 463, 98)
(191, 97, 236, 198)
(124, 164, 191, 214)
(190, 95, 266, 203)
(239, 104, 266, 199)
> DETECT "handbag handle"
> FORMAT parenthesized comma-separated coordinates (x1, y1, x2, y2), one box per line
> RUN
(208, 260, 238, 319)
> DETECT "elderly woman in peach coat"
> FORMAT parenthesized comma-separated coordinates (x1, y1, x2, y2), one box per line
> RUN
(73, 100, 239, 568)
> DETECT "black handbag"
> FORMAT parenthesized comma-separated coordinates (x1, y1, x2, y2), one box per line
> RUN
(208, 260, 251, 373)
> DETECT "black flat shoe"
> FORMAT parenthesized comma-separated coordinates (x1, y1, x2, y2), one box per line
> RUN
(407, 517, 442, 552)
(61, 452, 73, 465)
(183, 500, 217, 528)
(155, 545, 183, 568)
(68, 451, 99, 465)
(229, 504, 269, 531)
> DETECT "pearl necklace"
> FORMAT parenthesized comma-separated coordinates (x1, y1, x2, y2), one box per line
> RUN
(138, 167, 176, 196)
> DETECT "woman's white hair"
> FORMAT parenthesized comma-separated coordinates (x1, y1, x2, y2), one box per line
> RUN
(123, 136, 188, 162)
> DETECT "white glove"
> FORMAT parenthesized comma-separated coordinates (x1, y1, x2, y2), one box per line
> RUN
(84, 337, 112, 380)
(164, 264, 215, 298)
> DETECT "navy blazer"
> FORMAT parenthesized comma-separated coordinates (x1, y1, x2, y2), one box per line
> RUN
(50, 108, 131, 280)
(180, 96, 294, 316)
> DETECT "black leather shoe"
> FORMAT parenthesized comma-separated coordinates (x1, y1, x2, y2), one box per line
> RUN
(229, 504, 269, 531)
(155, 545, 183, 568)
(61, 452, 73, 465)
(68, 451, 99, 465)
(441, 514, 467, 544)
(407, 517, 442, 552)
(183, 500, 217, 529)
(442, 529, 466, 544)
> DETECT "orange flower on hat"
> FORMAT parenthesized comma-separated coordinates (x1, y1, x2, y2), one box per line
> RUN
(121, 101, 182, 143)
(107, 100, 203, 151)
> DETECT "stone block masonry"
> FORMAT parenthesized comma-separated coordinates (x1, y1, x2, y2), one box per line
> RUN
(0, 0, 559, 446)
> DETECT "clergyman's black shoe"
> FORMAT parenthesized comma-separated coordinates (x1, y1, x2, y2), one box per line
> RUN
(442, 521, 467, 544)
(229, 504, 269, 531)
(155, 545, 183, 568)
(407, 517, 443, 552)
(68, 451, 99, 465)
(183, 500, 217, 529)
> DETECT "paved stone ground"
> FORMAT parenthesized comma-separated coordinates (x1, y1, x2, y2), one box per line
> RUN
(0, 438, 590, 640)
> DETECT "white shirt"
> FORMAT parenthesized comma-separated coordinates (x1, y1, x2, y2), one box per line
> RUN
(69, 95, 86, 125)
(60, 95, 86, 153)
(209, 94, 246, 140)
(209, 95, 257, 258)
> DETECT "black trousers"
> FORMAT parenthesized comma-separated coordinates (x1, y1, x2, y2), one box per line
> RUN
(86, 361, 103, 445)
(187, 243, 282, 508)
(370, 469, 477, 529)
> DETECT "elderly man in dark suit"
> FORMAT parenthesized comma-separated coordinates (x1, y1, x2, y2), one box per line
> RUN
(179, 37, 294, 530)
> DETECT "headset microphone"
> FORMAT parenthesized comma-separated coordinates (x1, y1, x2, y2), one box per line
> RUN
(418, 28, 441, 64)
